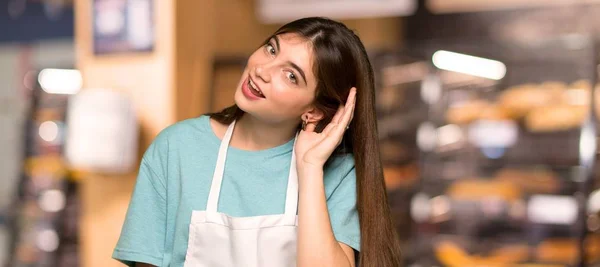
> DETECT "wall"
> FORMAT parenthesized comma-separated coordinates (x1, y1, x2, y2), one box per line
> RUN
(74, 0, 176, 265)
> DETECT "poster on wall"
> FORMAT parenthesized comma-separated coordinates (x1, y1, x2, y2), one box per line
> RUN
(257, 0, 417, 23)
(0, 1, 74, 43)
(93, 0, 154, 55)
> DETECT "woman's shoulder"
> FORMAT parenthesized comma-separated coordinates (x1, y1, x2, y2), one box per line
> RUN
(323, 153, 357, 200)
(324, 153, 356, 181)
(153, 115, 212, 142)
(142, 115, 214, 156)
(327, 153, 355, 168)
(142, 115, 214, 165)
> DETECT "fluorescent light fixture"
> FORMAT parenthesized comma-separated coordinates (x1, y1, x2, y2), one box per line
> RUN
(432, 50, 507, 80)
(39, 121, 59, 142)
(38, 68, 82, 95)
(437, 124, 463, 147)
(579, 120, 596, 171)
(36, 229, 60, 252)
(38, 190, 66, 213)
(417, 122, 437, 151)
(528, 195, 578, 225)
(257, 0, 416, 23)
(468, 120, 518, 148)
(589, 189, 600, 214)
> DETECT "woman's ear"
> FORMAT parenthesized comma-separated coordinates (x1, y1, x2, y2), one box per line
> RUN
(301, 107, 325, 124)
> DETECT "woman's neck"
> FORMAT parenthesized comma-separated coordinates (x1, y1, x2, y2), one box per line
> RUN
(230, 114, 298, 151)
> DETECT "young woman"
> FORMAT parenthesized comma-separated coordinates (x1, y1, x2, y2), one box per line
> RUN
(113, 17, 402, 267)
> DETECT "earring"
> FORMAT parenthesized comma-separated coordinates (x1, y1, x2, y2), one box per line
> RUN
(302, 120, 307, 131)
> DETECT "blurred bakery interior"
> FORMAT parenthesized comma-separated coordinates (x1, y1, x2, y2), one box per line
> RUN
(1, 0, 600, 266)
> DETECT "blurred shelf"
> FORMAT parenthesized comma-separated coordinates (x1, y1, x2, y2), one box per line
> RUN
(427, 0, 600, 14)
(400, 32, 597, 267)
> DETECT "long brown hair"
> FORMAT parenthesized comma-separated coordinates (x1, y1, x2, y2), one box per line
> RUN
(208, 17, 402, 267)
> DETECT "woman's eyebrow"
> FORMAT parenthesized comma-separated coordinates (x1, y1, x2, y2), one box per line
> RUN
(288, 61, 307, 85)
(274, 35, 307, 85)
(273, 36, 280, 51)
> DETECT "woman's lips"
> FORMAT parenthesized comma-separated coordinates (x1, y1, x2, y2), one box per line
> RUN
(242, 76, 265, 100)
(248, 78, 264, 98)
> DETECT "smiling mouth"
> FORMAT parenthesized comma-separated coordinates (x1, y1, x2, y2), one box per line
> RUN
(248, 77, 265, 98)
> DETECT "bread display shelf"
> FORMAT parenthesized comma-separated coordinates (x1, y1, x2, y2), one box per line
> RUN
(406, 36, 598, 266)
(407, 234, 600, 267)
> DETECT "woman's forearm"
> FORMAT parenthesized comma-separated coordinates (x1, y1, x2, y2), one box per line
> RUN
(296, 165, 353, 267)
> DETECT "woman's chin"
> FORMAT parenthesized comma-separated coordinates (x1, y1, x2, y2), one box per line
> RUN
(233, 90, 250, 111)
(235, 93, 265, 120)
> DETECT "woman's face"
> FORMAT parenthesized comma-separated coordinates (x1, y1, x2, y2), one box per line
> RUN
(234, 33, 318, 125)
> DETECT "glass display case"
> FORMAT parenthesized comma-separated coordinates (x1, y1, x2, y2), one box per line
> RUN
(399, 35, 599, 267)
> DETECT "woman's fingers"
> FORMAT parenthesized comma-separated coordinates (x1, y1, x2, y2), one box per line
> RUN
(331, 105, 344, 124)
(311, 87, 356, 139)
(325, 87, 356, 133)
(321, 106, 344, 135)
(304, 122, 317, 132)
(349, 91, 356, 124)
(321, 88, 356, 149)
(337, 88, 356, 133)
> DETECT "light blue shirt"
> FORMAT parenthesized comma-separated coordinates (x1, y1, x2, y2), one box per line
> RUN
(112, 115, 360, 266)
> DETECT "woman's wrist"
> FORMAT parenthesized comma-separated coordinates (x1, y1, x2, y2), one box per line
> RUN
(297, 163, 324, 187)
(298, 162, 323, 175)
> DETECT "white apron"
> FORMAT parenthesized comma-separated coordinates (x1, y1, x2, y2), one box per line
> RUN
(183, 120, 299, 267)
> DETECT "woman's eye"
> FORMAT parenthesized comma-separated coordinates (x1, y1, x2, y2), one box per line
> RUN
(266, 43, 276, 55)
(287, 72, 297, 84)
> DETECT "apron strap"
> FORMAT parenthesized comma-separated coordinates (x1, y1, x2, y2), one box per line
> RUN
(284, 133, 299, 217)
(206, 119, 299, 217)
(206, 120, 236, 213)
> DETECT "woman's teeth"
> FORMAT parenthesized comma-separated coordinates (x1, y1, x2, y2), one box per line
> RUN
(248, 79, 264, 97)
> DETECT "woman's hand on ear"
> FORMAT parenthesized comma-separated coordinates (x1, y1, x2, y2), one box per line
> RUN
(295, 87, 356, 169)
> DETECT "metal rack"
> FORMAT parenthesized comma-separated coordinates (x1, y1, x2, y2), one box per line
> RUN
(6, 68, 80, 267)
(402, 36, 599, 266)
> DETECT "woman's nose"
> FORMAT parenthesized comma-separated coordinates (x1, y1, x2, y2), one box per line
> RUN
(255, 65, 271, 83)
